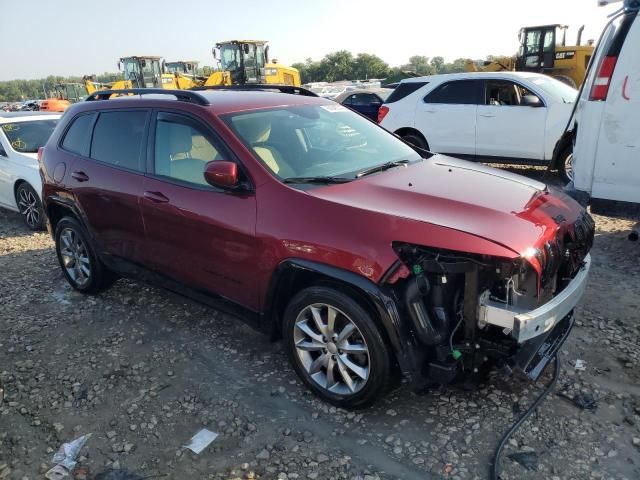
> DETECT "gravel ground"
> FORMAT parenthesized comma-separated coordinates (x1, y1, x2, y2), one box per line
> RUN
(1, 166, 639, 480)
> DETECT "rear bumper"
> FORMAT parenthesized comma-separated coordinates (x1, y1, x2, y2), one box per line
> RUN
(479, 254, 590, 343)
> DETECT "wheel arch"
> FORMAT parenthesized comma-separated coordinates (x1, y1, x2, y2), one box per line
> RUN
(549, 129, 575, 170)
(262, 258, 415, 374)
(45, 197, 85, 236)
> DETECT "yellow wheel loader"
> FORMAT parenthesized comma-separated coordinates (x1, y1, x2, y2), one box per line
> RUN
(163, 61, 206, 89)
(466, 24, 594, 87)
(203, 40, 301, 87)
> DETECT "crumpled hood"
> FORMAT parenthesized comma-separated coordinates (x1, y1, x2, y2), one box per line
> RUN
(309, 155, 584, 256)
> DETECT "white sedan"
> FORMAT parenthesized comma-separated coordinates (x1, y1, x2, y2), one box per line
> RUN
(0, 112, 61, 229)
(379, 72, 577, 167)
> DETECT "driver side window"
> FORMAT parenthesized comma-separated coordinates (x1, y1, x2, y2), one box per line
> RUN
(154, 115, 221, 186)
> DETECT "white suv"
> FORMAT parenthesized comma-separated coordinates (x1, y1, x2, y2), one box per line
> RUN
(379, 72, 577, 170)
(0, 112, 61, 229)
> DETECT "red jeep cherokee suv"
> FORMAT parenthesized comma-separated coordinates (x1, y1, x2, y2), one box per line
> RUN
(40, 87, 593, 407)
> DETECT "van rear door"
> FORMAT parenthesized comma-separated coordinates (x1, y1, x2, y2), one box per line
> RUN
(574, 8, 639, 202)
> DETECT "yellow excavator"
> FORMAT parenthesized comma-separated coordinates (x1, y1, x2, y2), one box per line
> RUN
(203, 40, 301, 87)
(466, 24, 594, 87)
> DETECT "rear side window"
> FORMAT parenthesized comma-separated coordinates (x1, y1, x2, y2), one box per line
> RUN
(90, 111, 147, 171)
(424, 80, 481, 105)
(385, 82, 428, 103)
(61, 113, 95, 156)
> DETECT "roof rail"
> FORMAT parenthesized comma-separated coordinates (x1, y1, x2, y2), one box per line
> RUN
(191, 84, 319, 97)
(85, 88, 210, 105)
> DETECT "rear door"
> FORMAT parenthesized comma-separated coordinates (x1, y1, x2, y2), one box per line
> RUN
(590, 11, 640, 202)
(415, 79, 481, 156)
(64, 109, 149, 263)
(139, 111, 259, 309)
(476, 79, 547, 160)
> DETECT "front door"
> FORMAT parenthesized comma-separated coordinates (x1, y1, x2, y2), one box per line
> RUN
(415, 79, 481, 156)
(476, 80, 547, 160)
(140, 111, 259, 310)
(66, 109, 149, 262)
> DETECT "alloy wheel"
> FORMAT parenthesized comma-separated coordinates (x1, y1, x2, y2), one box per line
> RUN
(59, 228, 91, 287)
(564, 152, 574, 182)
(293, 303, 370, 395)
(17, 188, 40, 229)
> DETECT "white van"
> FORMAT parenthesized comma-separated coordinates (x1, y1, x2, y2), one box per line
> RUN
(567, 0, 640, 205)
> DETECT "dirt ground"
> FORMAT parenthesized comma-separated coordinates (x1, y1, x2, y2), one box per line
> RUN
(1, 166, 639, 480)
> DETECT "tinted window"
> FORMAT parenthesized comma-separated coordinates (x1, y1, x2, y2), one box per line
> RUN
(1, 119, 58, 153)
(154, 115, 221, 186)
(424, 80, 480, 104)
(61, 114, 95, 155)
(385, 82, 428, 103)
(351, 93, 379, 106)
(90, 111, 147, 170)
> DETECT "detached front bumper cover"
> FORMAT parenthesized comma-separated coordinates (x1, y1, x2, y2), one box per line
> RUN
(479, 254, 591, 343)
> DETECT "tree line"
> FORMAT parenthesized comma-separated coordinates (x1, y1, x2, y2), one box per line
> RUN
(291, 51, 472, 84)
(0, 51, 482, 101)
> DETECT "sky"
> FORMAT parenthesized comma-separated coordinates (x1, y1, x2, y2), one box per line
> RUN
(0, 0, 624, 81)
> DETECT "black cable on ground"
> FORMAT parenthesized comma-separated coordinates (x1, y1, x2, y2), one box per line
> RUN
(490, 355, 561, 480)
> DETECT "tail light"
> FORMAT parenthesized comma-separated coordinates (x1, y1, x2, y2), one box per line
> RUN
(37, 147, 44, 163)
(589, 55, 618, 101)
(377, 105, 389, 123)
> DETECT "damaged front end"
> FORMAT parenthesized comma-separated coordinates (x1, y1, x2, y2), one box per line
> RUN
(383, 212, 595, 388)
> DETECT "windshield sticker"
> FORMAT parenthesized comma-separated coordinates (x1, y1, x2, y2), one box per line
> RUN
(2, 124, 19, 132)
(320, 104, 348, 113)
(11, 138, 26, 150)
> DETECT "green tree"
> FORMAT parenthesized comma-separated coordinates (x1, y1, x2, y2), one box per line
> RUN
(430, 56, 445, 73)
(401, 56, 434, 76)
(352, 53, 389, 80)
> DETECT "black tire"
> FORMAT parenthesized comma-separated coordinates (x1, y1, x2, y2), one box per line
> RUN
(15, 182, 44, 231)
(283, 286, 392, 408)
(401, 131, 429, 152)
(558, 145, 573, 184)
(54, 216, 115, 294)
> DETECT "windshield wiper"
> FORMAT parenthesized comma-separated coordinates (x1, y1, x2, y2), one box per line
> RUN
(356, 159, 410, 178)
(283, 176, 353, 184)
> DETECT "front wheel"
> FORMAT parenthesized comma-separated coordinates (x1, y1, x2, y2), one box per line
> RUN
(283, 286, 392, 408)
(15, 183, 44, 230)
(558, 146, 574, 184)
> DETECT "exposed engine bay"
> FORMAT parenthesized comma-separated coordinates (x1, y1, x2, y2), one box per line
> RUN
(386, 212, 595, 388)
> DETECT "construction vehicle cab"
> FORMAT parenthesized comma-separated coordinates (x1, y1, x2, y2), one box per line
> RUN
(164, 61, 199, 75)
(40, 83, 87, 112)
(118, 56, 178, 88)
(206, 40, 301, 87)
(516, 25, 593, 87)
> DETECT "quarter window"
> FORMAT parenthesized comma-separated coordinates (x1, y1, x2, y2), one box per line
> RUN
(61, 113, 95, 156)
(154, 116, 221, 186)
(90, 111, 147, 171)
(424, 80, 480, 104)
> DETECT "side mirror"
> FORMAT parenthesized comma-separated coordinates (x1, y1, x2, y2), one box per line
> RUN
(117, 61, 122, 71)
(264, 45, 270, 64)
(243, 43, 250, 54)
(522, 95, 543, 107)
(204, 161, 238, 188)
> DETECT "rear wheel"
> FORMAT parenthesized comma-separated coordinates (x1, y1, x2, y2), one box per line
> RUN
(558, 145, 574, 184)
(283, 286, 391, 408)
(401, 131, 429, 152)
(54, 217, 115, 294)
(15, 183, 44, 231)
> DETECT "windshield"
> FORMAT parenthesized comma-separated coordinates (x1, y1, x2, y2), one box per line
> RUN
(1, 120, 58, 153)
(220, 44, 241, 72)
(529, 76, 578, 103)
(224, 104, 422, 181)
(122, 59, 139, 81)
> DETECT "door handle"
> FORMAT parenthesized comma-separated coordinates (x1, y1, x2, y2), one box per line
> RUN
(479, 114, 495, 118)
(71, 171, 89, 182)
(143, 191, 170, 203)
